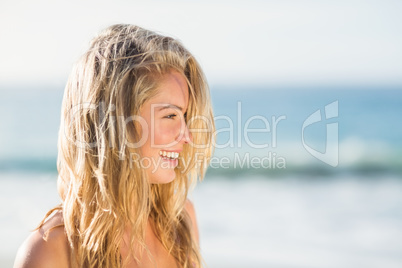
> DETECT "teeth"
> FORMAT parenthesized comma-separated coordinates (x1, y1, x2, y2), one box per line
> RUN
(159, 150, 179, 159)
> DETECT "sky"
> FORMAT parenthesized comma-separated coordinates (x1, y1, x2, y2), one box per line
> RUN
(0, 0, 401, 88)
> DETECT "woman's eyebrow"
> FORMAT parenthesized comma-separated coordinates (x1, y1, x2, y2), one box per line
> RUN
(157, 104, 184, 112)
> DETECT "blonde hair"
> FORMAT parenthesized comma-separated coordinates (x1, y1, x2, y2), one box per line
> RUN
(51, 24, 214, 267)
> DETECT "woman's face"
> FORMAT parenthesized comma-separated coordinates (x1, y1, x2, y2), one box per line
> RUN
(138, 70, 192, 184)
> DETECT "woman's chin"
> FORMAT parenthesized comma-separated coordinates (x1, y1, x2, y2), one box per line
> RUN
(148, 169, 176, 184)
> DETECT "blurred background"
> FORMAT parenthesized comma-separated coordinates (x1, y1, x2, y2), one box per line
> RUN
(1, 0, 401, 267)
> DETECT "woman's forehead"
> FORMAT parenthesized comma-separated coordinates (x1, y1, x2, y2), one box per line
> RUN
(150, 71, 189, 110)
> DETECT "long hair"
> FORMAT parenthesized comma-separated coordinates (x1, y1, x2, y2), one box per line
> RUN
(53, 24, 214, 267)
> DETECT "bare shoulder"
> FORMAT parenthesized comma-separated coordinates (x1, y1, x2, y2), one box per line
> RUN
(185, 199, 196, 219)
(185, 199, 199, 243)
(14, 210, 70, 268)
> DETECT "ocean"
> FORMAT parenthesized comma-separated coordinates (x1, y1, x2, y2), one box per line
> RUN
(0, 85, 401, 267)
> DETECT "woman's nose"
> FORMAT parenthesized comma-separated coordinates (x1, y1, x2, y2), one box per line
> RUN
(177, 121, 193, 144)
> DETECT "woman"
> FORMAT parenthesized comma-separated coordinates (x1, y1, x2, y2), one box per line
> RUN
(14, 24, 215, 268)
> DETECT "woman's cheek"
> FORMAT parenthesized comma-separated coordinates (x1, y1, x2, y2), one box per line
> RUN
(160, 122, 182, 146)
(152, 121, 172, 146)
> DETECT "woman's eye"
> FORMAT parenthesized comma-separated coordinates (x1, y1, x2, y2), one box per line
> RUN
(165, 114, 177, 119)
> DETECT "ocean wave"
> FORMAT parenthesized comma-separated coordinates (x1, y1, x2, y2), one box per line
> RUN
(1, 155, 400, 178)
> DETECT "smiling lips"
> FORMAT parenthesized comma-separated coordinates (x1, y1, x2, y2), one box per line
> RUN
(159, 150, 180, 160)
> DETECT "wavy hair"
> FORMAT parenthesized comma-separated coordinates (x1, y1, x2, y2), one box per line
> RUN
(49, 24, 214, 267)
